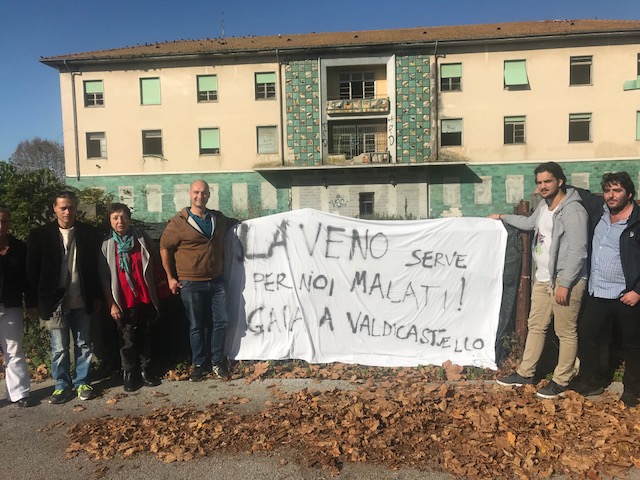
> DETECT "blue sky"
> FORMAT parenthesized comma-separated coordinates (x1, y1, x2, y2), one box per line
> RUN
(0, 0, 638, 161)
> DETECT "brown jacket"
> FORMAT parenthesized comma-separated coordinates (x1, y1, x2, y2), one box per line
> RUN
(160, 208, 235, 281)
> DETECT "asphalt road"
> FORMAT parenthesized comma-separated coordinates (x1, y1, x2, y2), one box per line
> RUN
(0, 375, 453, 480)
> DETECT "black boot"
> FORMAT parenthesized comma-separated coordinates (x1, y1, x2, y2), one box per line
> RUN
(141, 368, 161, 387)
(123, 370, 143, 392)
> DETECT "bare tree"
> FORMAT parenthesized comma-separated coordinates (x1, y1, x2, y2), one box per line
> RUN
(10, 137, 65, 180)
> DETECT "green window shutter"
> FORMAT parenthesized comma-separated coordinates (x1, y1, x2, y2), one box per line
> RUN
(256, 72, 276, 84)
(141, 78, 161, 105)
(198, 75, 218, 91)
(441, 119, 462, 133)
(84, 80, 103, 94)
(441, 64, 462, 79)
(624, 77, 640, 91)
(570, 113, 591, 120)
(636, 111, 640, 141)
(504, 60, 529, 86)
(200, 128, 220, 148)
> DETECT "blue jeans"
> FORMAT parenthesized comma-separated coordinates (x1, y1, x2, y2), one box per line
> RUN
(50, 308, 93, 390)
(180, 279, 228, 366)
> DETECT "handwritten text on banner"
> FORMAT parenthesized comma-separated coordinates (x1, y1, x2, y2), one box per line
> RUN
(225, 209, 507, 369)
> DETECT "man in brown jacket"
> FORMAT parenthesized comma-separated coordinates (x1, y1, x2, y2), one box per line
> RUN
(160, 180, 236, 381)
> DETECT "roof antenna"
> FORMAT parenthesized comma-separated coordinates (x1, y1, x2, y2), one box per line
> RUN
(220, 11, 225, 38)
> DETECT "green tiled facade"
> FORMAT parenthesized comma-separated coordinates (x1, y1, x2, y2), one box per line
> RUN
(395, 55, 431, 163)
(67, 171, 289, 223)
(428, 160, 640, 218)
(284, 60, 321, 166)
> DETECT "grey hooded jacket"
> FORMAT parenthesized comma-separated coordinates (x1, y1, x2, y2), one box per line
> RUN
(501, 187, 588, 289)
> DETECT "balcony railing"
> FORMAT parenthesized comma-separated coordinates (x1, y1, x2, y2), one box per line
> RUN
(326, 151, 390, 165)
(326, 96, 390, 115)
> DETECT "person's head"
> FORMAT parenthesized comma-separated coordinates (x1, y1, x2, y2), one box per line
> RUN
(601, 171, 635, 214)
(189, 179, 210, 211)
(533, 162, 566, 201)
(108, 203, 132, 236)
(53, 191, 78, 229)
(0, 207, 10, 237)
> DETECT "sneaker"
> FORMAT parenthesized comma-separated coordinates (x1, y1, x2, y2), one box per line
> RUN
(621, 391, 640, 408)
(190, 366, 206, 382)
(496, 372, 535, 387)
(49, 388, 73, 404)
(536, 380, 567, 399)
(213, 361, 229, 379)
(77, 384, 95, 401)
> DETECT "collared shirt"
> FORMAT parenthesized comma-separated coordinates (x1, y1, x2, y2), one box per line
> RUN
(589, 205, 627, 299)
(187, 208, 214, 239)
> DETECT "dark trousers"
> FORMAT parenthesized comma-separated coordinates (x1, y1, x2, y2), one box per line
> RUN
(578, 295, 640, 394)
(118, 303, 156, 372)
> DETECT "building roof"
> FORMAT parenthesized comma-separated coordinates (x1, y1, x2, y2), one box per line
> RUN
(41, 19, 640, 66)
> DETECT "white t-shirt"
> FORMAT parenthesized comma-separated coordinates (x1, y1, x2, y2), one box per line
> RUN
(533, 204, 554, 282)
(59, 226, 84, 310)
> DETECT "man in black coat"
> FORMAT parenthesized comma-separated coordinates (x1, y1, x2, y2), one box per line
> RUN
(26, 191, 101, 404)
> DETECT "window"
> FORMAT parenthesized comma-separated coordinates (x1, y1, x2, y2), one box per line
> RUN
(503, 60, 529, 89)
(339, 72, 375, 99)
(441, 119, 463, 146)
(440, 63, 462, 91)
(504, 116, 526, 144)
(140, 78, 161, 105)
(255, 72, 276, 99)
(197, 75, 218, 102)
(570, 56, 592, 85)
(199, 128, 220, 155)
(257, 126, 278, 154)
(142, 130, 163, 155)
(329, 121, 386, 159)
(569, 113, 591, 142)
(83, 80, 104, 107)
(86, 132, 106, 158)
(359, 192, 374, 217)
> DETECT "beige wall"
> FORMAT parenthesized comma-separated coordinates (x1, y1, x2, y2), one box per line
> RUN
(437, 43, 640, 163)
(60, 61, 282, 177)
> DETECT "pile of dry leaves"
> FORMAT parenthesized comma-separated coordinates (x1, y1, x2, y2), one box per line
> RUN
(66, 367, 640, 479)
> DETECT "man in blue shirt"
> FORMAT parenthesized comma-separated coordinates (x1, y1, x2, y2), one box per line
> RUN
(573, 172, 640, 407)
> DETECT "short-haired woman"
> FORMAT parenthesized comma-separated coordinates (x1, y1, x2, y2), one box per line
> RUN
(99, 203, 162, 392)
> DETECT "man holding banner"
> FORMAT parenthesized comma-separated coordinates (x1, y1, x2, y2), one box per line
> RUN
(490, 162, 588, 399)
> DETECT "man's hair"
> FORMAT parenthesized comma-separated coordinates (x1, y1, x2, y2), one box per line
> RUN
(108, 202, 132, 219)
(601, 171, 636, 198)
(54, 191, 78, 204)
(533, 162, 567, 184)
(0, 206, 10, 218)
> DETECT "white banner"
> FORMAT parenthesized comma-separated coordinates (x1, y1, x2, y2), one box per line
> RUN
(225, 209, 507, 369)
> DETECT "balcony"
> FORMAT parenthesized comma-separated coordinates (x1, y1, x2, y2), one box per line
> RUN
(326, 151, 390, 166)
(326, 96, 390, 116)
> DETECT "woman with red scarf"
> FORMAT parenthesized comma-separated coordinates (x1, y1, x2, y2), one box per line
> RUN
(99, 203, 163, 392)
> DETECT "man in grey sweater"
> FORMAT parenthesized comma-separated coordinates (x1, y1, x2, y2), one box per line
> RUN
(490, 162, 588, 399)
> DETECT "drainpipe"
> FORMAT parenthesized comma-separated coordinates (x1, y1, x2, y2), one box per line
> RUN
(276, 48, 285, 166)
(432, 41, 440, 163)
(64, 60, 81, 180)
